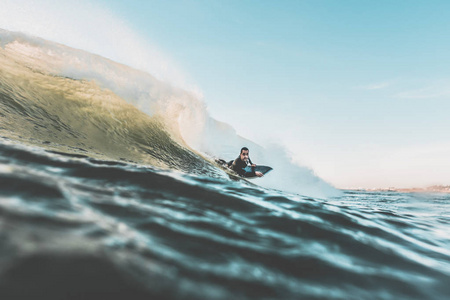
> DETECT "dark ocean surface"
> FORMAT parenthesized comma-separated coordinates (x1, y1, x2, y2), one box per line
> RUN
(1, 139, 449, 300)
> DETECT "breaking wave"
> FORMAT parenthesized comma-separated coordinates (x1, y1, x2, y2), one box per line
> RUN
(0, 28, 336, 197)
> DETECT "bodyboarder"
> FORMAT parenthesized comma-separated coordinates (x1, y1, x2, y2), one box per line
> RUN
(229, 147, 263, 178)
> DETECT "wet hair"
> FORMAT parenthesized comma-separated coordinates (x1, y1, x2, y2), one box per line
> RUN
(240, 147, 249, 154)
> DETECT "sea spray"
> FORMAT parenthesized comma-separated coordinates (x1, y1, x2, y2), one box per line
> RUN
(0, 28, 337, 197)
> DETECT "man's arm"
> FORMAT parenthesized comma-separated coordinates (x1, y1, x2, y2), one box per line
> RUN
(249, 158, 263, 177)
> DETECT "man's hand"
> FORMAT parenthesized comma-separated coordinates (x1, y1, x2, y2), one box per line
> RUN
(255, 171, 263, 177)
(251, 164, 256, 167)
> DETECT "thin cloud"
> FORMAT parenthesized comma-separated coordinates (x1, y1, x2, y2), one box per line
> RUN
(396, 82, 450, 99)
(365, 81, 391, 90)
(357, 81, 393, 91)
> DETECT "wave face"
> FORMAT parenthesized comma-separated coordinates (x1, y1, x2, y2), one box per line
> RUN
(0, 28, 337, 198)
(0, 28, 217, 175)
(1, 139, 449, 300)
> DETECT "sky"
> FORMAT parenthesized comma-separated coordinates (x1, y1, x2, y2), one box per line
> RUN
(1, 0, 450, 188)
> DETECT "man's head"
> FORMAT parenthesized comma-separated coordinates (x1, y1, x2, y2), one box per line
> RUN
(240, 147, 249, 162)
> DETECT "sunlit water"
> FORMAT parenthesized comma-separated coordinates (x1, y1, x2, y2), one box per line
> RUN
(1, 29, 449, 299)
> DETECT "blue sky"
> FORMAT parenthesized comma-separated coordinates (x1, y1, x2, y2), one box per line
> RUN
(2, 0, 450, 188)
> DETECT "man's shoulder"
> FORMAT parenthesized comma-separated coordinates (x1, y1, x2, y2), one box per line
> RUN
(231, 157, 243, 170)
(232, 157, 242, 165)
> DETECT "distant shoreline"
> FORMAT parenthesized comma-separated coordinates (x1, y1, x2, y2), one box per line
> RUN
(345, 185, 450, 194)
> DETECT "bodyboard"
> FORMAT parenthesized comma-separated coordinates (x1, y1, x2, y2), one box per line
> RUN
(244, 165, 273, 178)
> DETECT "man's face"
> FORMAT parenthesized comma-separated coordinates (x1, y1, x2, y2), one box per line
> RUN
(240, 150, 249, 162)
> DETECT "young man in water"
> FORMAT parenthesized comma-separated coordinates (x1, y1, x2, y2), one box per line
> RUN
(229, 147, 263, 177)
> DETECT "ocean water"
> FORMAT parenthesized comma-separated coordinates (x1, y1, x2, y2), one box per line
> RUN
(1, 139, 450, 300)
(1, 29, 450, 300)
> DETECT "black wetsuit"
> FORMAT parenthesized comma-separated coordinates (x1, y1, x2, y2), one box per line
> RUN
(230, 156, 255, 177)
